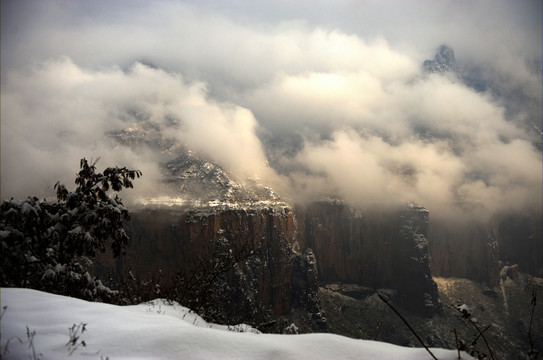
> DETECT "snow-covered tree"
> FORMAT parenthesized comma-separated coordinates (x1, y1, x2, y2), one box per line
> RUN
(0, 158, 141, 301)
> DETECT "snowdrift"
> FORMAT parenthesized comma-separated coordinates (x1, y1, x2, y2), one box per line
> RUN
(0, 288, 472, 359)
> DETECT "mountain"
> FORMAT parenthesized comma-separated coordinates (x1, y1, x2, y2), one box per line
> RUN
(92, 81, 542, 356)
(295, 201, 440, 316)
(423, 44, 458, 73)
(422, 45, 543, 283)
(423, 44, 542, 140)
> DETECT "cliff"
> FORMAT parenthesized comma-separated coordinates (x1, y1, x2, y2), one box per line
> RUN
(295, 201, 440, 315)
(428, 220, 501, 286)
(95, 198, 442, 322)
(429, 211, 543, 287)
(96, 194, 542, 324)
(495, 212, 543, 277)
(95, 203, 326, 326)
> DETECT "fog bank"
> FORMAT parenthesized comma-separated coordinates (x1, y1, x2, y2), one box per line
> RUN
(1, 0, 541, 222)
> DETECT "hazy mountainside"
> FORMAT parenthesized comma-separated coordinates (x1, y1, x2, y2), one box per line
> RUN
(429, 220, 501, 286)
(423, 44, 542, 137)
(295, 201, 439, 316)
(90, 45, 543, 353)
(423, 44, 459, 74)
(421, 44, 543, 284)
(109, 116, 280, 207)
(494, 213, 543, 277)
(95, 137, 440, 323)
(95, 141, 540, 312)
(160, 153, 280, 205)
(93, 155, 542, 355)
(429, 213, 543, 286)
(93, 145, 325, 329)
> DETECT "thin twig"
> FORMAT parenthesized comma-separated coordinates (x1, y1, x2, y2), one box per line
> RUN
(467, 317, 496, 360)
(372, 319, 383, 341)
(529, 290, 536, 351)
(377, 293, 438, 360)
(472, 324, 491, 344)
(453, 328, 461, 359)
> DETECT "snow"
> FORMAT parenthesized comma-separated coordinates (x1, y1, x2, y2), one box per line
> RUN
(20, 202, 38, 215)
(456, 304, 470, 313)
(0, 288, 473, 360)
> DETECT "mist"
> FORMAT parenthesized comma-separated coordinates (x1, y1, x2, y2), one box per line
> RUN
(1, 0, 541, 222)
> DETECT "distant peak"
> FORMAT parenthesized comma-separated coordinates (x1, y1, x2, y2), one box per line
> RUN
(435, 44, 456, 64)
(423, 44, 457, 73)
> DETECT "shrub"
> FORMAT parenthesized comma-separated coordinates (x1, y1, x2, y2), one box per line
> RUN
(0, 158, 141, 301)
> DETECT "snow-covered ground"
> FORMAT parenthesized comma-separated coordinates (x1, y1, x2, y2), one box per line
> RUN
(1, 288, 472, 359)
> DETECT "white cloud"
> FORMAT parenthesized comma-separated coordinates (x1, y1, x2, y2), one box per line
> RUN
(1, 0, 541, 221)
(1, 58, 273, 199)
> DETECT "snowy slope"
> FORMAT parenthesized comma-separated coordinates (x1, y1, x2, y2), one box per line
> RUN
(0, 288, 472, 360)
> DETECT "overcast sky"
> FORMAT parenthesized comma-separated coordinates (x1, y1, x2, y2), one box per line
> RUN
(1, 0, 541, 221)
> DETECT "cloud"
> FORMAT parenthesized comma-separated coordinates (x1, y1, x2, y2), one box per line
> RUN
(286, 127, 541, 222)
(1, 0, 541, 221)
(1, 58, 273, 200)
(254, 69, 540, 221)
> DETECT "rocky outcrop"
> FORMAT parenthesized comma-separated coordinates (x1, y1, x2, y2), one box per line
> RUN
(319, 273, 543, 359)
(428, 220, 501, 287)
(291, 249, 328, 331)
(97, 192, 541, 324)
(96, 199, 442, 322)
(429, 211, 542, 286)
(396, 205, 440, 315)
(90, 142, 329, 327)
(95, 203, 326, 326)
(295, 201, 440, 315)
(495, 212, 543, 277)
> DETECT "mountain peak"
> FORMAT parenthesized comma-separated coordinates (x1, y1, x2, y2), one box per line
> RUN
(423, 44, 457, 73)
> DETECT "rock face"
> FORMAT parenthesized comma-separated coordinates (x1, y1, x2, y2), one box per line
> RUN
(99, 99, 541, 334)
(96, 203, 326, 326)
(495, 212, 543, 277)
(91, 142, 328, 326)
(319, 273, 543, 359)
(428, 220, 501, 287)
(290, 249, 328, 331)
(96, 199, 441, 323)
(295, 201, 440, 315)
(429, 212, 543, 286)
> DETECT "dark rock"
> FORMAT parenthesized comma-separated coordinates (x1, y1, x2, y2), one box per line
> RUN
(482, 288, 498, 298)
(428, 220, 501, 286)
(495, 212, 543, 277)
(291, 249, 319, 312)
(291, 248, 327, 331)
(396, 204, 441, 315)
(326, 284, 375, 300)
(500, 264, 520, 281)
(96, 204, 298, 324)
(429, 211, 542, 286)
(295, 201, 440, 316)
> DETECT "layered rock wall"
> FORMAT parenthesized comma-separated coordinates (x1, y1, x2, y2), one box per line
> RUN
(429, 211, 542, 286)
(295, 202, 440, 315)
(428, 221, 500, 286)
(96, 199, 541, 322)
(495, 212, 543, 277)
(96, 204, 302, 323)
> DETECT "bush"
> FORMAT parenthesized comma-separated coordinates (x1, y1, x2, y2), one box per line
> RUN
(0, 158, 141, 301)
